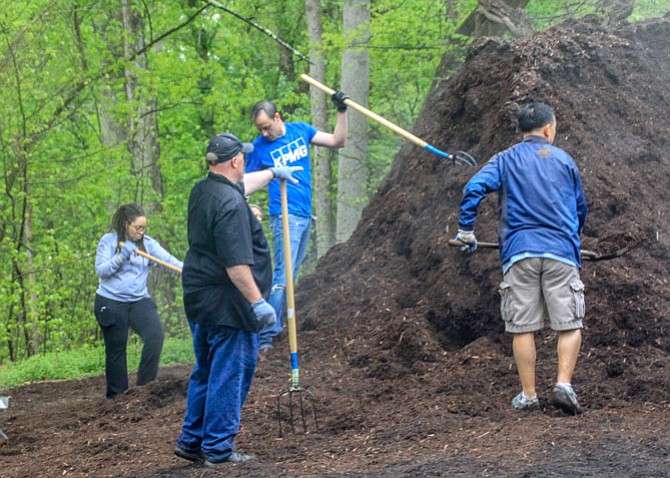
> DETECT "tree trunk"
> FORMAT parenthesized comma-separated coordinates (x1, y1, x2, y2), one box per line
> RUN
(596, 0, 635, 25)
(305, 0, 335, 258)
(457, 0, 532, 38)
(119, 1, 176, 308)
(120, 0, 163, 212)
(13, 140, 39, 355)
(434, 0, 532, 87)
(476, 0, 536, 38)
(336, 0, 370, 244)
(21, 163, 40, 355)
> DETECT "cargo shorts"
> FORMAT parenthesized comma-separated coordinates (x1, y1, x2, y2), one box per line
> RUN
(498, 257, 585, 334)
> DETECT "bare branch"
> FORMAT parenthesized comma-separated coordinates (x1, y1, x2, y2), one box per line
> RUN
(129, 4, 209, 61)
(201, 0, 313, 65)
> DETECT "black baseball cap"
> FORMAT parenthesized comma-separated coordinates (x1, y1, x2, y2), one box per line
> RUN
(206, 133, 254, 164)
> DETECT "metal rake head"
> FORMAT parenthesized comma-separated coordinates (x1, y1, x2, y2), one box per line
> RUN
(452, 150, 478, 167)
(425, 145, 477, 167)
(276, 387, 318, 436)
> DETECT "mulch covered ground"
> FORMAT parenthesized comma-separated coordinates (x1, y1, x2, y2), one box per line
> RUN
(2, 15, 670, 478)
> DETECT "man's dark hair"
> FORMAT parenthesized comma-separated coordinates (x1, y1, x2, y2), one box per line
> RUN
(251, 100, 278, 121)
(517, 101, 555, 133)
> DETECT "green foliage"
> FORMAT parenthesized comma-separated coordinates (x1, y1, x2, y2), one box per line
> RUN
(630, 0, 670, 20)
(0, 0, 668, 371)
(0, 345, 105, 389)
(0, 336, 194, 390)
(527, 0, 670, 30)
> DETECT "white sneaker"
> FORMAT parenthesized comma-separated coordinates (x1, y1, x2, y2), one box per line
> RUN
(511, 392, 540, 410)
(552, 383, 583, 415)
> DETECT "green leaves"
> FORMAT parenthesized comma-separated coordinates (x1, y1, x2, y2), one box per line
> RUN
(0, 0, 668, 367)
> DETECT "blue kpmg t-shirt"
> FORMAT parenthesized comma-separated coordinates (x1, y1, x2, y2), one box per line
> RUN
(245, 122, 317, 217)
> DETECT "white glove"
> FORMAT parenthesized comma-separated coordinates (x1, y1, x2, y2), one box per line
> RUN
(455, 229, 477, 253)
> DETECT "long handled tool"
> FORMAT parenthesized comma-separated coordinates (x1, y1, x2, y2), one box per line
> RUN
(276, 179, 318, 436)
(300, 73, 477, 167)
(118, 242, 182, 273)
(448, 239, 636, 262)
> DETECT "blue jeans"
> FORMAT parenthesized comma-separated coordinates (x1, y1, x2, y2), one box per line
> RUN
(176, 323, 258, 462)
(259, 214, 312, 347)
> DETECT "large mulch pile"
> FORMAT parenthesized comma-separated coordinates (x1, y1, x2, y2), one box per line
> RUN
(2, 15, 670, 478)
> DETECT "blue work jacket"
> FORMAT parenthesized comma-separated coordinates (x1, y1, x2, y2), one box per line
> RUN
(459, 135, 588, 270)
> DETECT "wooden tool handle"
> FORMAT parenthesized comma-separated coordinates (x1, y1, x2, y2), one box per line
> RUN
(281, 181, 299, 356)
(300, 73, 428, 148)
(119, 241, 182, 274)
(448, 239, 600, 260)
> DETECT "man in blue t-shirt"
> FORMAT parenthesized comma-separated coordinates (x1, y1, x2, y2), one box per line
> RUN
(454, 101, 588, 415)
(246, 93, 349, 350)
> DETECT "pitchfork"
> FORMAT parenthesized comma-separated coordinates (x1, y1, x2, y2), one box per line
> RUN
(276, 180, 318, 436)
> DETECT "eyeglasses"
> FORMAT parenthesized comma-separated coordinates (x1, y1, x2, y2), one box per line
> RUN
(130, 225, 146, 233)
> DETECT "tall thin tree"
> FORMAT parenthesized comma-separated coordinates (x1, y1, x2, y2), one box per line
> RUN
(306, 0, 335, 257)
(336, 0, 370, 243)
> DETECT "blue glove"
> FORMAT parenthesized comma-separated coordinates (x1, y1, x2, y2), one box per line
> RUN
(331, 91, 350, 112)
(120, 241, 137, 260)
(252, 299, 277, 328)
(270, 166, 303, 185)
(455, 229, 477, 253)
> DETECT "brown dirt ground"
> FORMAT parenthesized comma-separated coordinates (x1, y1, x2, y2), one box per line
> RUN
(3, 15, 670, 478)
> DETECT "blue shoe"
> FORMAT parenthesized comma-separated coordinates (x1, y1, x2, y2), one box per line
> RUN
(511, 392, 540, 411)
(174, 445, 206, 463)
(204, 451, 256, 467)
(552, 383, 583, 415)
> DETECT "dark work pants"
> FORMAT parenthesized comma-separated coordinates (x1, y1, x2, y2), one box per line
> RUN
(94, 294, 164, 398)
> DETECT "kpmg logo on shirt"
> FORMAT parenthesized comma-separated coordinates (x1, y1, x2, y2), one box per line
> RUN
(271, 138, 309, 167)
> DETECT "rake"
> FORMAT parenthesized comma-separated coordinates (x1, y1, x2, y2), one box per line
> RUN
(118, 242, 182, 273)
(276, 180, 318, 436)
(448, 239, 637, 262)
(300, 73, 477, 167)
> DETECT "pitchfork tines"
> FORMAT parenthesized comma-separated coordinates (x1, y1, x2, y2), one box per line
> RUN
(276, 382, 318, 436)
(425, 146, 478, 167)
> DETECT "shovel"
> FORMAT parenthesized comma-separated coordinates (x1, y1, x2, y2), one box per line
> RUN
(300, 74, 477, 167)
(275, 179, 318, 435)
(448, 239, 636, 261)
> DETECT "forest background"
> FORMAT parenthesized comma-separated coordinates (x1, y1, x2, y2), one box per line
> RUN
(0, 0, 668, 383)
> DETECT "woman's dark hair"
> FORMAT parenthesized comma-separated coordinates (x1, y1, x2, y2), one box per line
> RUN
(517, 101, 555, 133)
(111, 203, 146, 253)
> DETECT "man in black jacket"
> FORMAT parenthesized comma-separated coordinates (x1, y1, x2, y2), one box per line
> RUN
(175, 133, 300, 467)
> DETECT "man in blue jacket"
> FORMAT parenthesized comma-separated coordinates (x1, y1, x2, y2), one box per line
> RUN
(455, 101, 588, 415)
